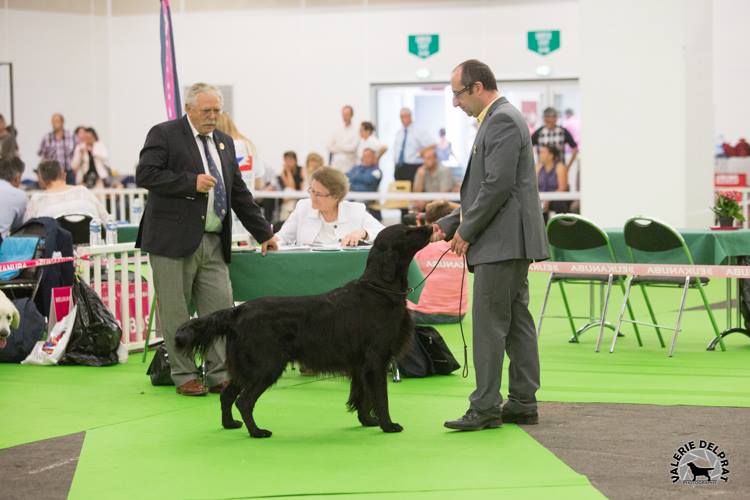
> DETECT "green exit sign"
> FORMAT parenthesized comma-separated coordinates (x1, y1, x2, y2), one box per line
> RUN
(528, 30, 560, 56)
(408, 34, 439, 59)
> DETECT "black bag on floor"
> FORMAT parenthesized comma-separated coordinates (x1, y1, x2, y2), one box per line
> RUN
(0, 298, 46, 363)
(415, 325, 460, 375)
(397, 326, 460, 377)
(59, 279, 121, 367)
(147, 343, 175, 386)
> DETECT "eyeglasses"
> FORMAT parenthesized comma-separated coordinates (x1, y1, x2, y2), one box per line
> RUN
(197, 107, 222, 117)
(307, 187, 333, 198)
(452, 84, 474, 98)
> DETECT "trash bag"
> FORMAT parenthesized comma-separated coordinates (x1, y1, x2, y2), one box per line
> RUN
(59, 279, 121, 366)
(146, 343, 175, 386)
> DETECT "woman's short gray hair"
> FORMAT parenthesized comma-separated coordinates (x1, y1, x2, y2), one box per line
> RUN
(185, 83, 224, 108)
(311, 167, 349, 201)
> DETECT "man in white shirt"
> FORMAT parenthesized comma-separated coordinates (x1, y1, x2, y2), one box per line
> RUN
(393, 108, 435, 184)
(327, 105, 359, 174)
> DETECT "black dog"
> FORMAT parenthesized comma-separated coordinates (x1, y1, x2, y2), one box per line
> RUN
(176, 224, 433, 438)
(686, 461, 714, 481)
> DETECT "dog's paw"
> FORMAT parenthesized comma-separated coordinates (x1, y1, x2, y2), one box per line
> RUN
(223, 419, 243, 429)
(358, 414, 379, 427)
(250, 428, 273, 438)
(381, 422, 403, 433)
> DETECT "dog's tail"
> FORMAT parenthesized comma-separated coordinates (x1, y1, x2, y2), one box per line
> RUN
(174, 309, 235, 358)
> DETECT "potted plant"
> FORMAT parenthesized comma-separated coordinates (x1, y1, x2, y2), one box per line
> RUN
(712, 191, 746, 227)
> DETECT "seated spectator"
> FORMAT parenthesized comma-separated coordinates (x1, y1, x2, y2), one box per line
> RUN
(347, 147, 383, 220)
(535, 144, 569, 221)
(356, 121, 386, 163)
(303, 152, 325, 189)
(0, 113, 19, 161)
(412, 147, 454, 211)
(0, 157, 27, 238)
(276, 167, 383, 247)
(71, 127, 110, 188)
(24, 160, 109, 223)
(407, 200, 468, 324)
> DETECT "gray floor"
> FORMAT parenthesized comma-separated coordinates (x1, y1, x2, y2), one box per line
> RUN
(0, 404, 747, 499)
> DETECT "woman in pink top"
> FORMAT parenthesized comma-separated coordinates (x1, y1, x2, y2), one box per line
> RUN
(407, 200, 468, 324)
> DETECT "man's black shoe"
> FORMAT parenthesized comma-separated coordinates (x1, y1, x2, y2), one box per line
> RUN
(501, 409, 539, 425)
(444, 409, 502, 431)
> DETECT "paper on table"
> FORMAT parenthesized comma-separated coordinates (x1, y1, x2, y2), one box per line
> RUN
(278, 244, 314, 252)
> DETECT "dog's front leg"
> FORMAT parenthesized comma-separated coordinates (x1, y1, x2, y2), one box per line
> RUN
(367, 363, 402, 433)
(220, 383, 243, 429)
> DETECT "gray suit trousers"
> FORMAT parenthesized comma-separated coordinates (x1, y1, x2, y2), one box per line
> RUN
(149, 233, 232, 387)
(469, 259, 540, 414)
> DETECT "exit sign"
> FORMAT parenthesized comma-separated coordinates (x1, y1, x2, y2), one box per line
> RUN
(408, 34, 439, 59)
(528, 30, 560, 56)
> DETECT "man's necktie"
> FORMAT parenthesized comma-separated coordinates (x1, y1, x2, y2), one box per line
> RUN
(398, 128, 408, 165)
(198, 135, 227, 220)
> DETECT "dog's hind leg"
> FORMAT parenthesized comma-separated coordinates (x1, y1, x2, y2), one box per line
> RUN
(348, 371, 378, 427)
(221, 383, 243, 429)
(366, 362, 403, 433)
(234, 369, 284, 438)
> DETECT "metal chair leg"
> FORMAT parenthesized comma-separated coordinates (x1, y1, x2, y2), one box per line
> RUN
(612, 276, 634, 353)
(696, 278, 726, 352)
(639, 285, 665, 348)
(669, 276, 691, 357)
(595, 274, 614, 352)
(618, 277, 642, 345)
(537, 273, 554, 336)
(558, 282, 579, 342)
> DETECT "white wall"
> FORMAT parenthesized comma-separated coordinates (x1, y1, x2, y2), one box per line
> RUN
(107, 1, 579, 176)
(1, 9, 108, 172)
(713, 0, 750, 143)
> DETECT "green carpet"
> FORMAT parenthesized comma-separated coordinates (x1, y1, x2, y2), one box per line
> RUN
(2, 272, 749, 498)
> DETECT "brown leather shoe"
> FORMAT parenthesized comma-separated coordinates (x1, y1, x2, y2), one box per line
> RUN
(176, 379, 208, 396)
(208, 380, 230, 394)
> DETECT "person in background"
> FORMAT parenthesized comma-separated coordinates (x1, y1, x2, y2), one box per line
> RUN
(347, 147, 383, 220)
(393, 108, 435, 184)
(412, 147, 454, 211)
(531, 107, 578, 170)
(0, 157, 27, 238)
(215, 112, 262, 191)
(24, 160, 109, 223)
(0, 113, 19, 161)
(38, 113, 76, 185)
(136, 82, 277, 396)
(71, 127, 110, 188)
(435, 128, 454, 163)
(277, 167, 383, 247)
(561, 108, 581, 147)
(303, 152, 325, 189)
(74, 125, 87, 144)
(327, 105, 359, 173)
(408, 200, 468, 324)
(536, 144, 569, 221)
(356, 121, 386, 163)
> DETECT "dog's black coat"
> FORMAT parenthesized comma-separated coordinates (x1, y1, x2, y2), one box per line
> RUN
(175, 224, 433, 438)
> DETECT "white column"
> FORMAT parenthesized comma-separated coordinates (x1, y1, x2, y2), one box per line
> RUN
(579, 0, 714, 228)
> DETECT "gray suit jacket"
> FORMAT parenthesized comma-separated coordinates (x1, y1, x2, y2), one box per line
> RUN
(438, 97, 549, 266)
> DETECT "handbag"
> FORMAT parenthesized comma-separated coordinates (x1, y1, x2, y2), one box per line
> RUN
(146, 343, 175, 386)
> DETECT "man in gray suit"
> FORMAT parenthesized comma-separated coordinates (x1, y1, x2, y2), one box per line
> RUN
(434, 59, 549, 430)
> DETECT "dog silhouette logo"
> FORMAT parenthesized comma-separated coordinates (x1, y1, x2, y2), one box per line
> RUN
(669, 440, 730, 485)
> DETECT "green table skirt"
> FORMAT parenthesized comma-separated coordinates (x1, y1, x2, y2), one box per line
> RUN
(229, 248, 424, 303)
(553, 228, 750, 265)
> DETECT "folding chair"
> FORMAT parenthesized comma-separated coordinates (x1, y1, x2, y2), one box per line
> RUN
(56, 214, 92, 245)
(612, 216, 724, 356)
(538, 214, 641, 349)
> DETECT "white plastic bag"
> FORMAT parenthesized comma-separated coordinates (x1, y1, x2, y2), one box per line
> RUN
(22, 305, 77, 365)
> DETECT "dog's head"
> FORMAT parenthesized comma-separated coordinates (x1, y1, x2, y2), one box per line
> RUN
(367, 224, 433, 283)
(0, 291, 21, 350)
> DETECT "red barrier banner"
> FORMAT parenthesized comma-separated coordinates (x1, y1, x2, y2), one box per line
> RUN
(0, 256, 76, 273)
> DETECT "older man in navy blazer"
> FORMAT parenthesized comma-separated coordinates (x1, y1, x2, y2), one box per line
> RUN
(435, 60, 549, 430)
(137, 83, 277, 396)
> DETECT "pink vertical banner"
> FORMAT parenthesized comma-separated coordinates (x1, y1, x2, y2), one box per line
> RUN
(160, 0, 182, 120)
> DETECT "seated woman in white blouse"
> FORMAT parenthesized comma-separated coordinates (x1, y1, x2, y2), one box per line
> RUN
(276, 167, 384, 247)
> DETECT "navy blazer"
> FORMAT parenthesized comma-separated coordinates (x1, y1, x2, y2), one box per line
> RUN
(135, 115, 272, 262)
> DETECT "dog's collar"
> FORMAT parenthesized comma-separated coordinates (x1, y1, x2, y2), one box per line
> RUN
(361, 280, 414, 296)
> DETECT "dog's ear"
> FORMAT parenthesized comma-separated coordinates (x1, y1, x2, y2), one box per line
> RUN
(379, 248, 397, 282)
(11, 304, 20, 330)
